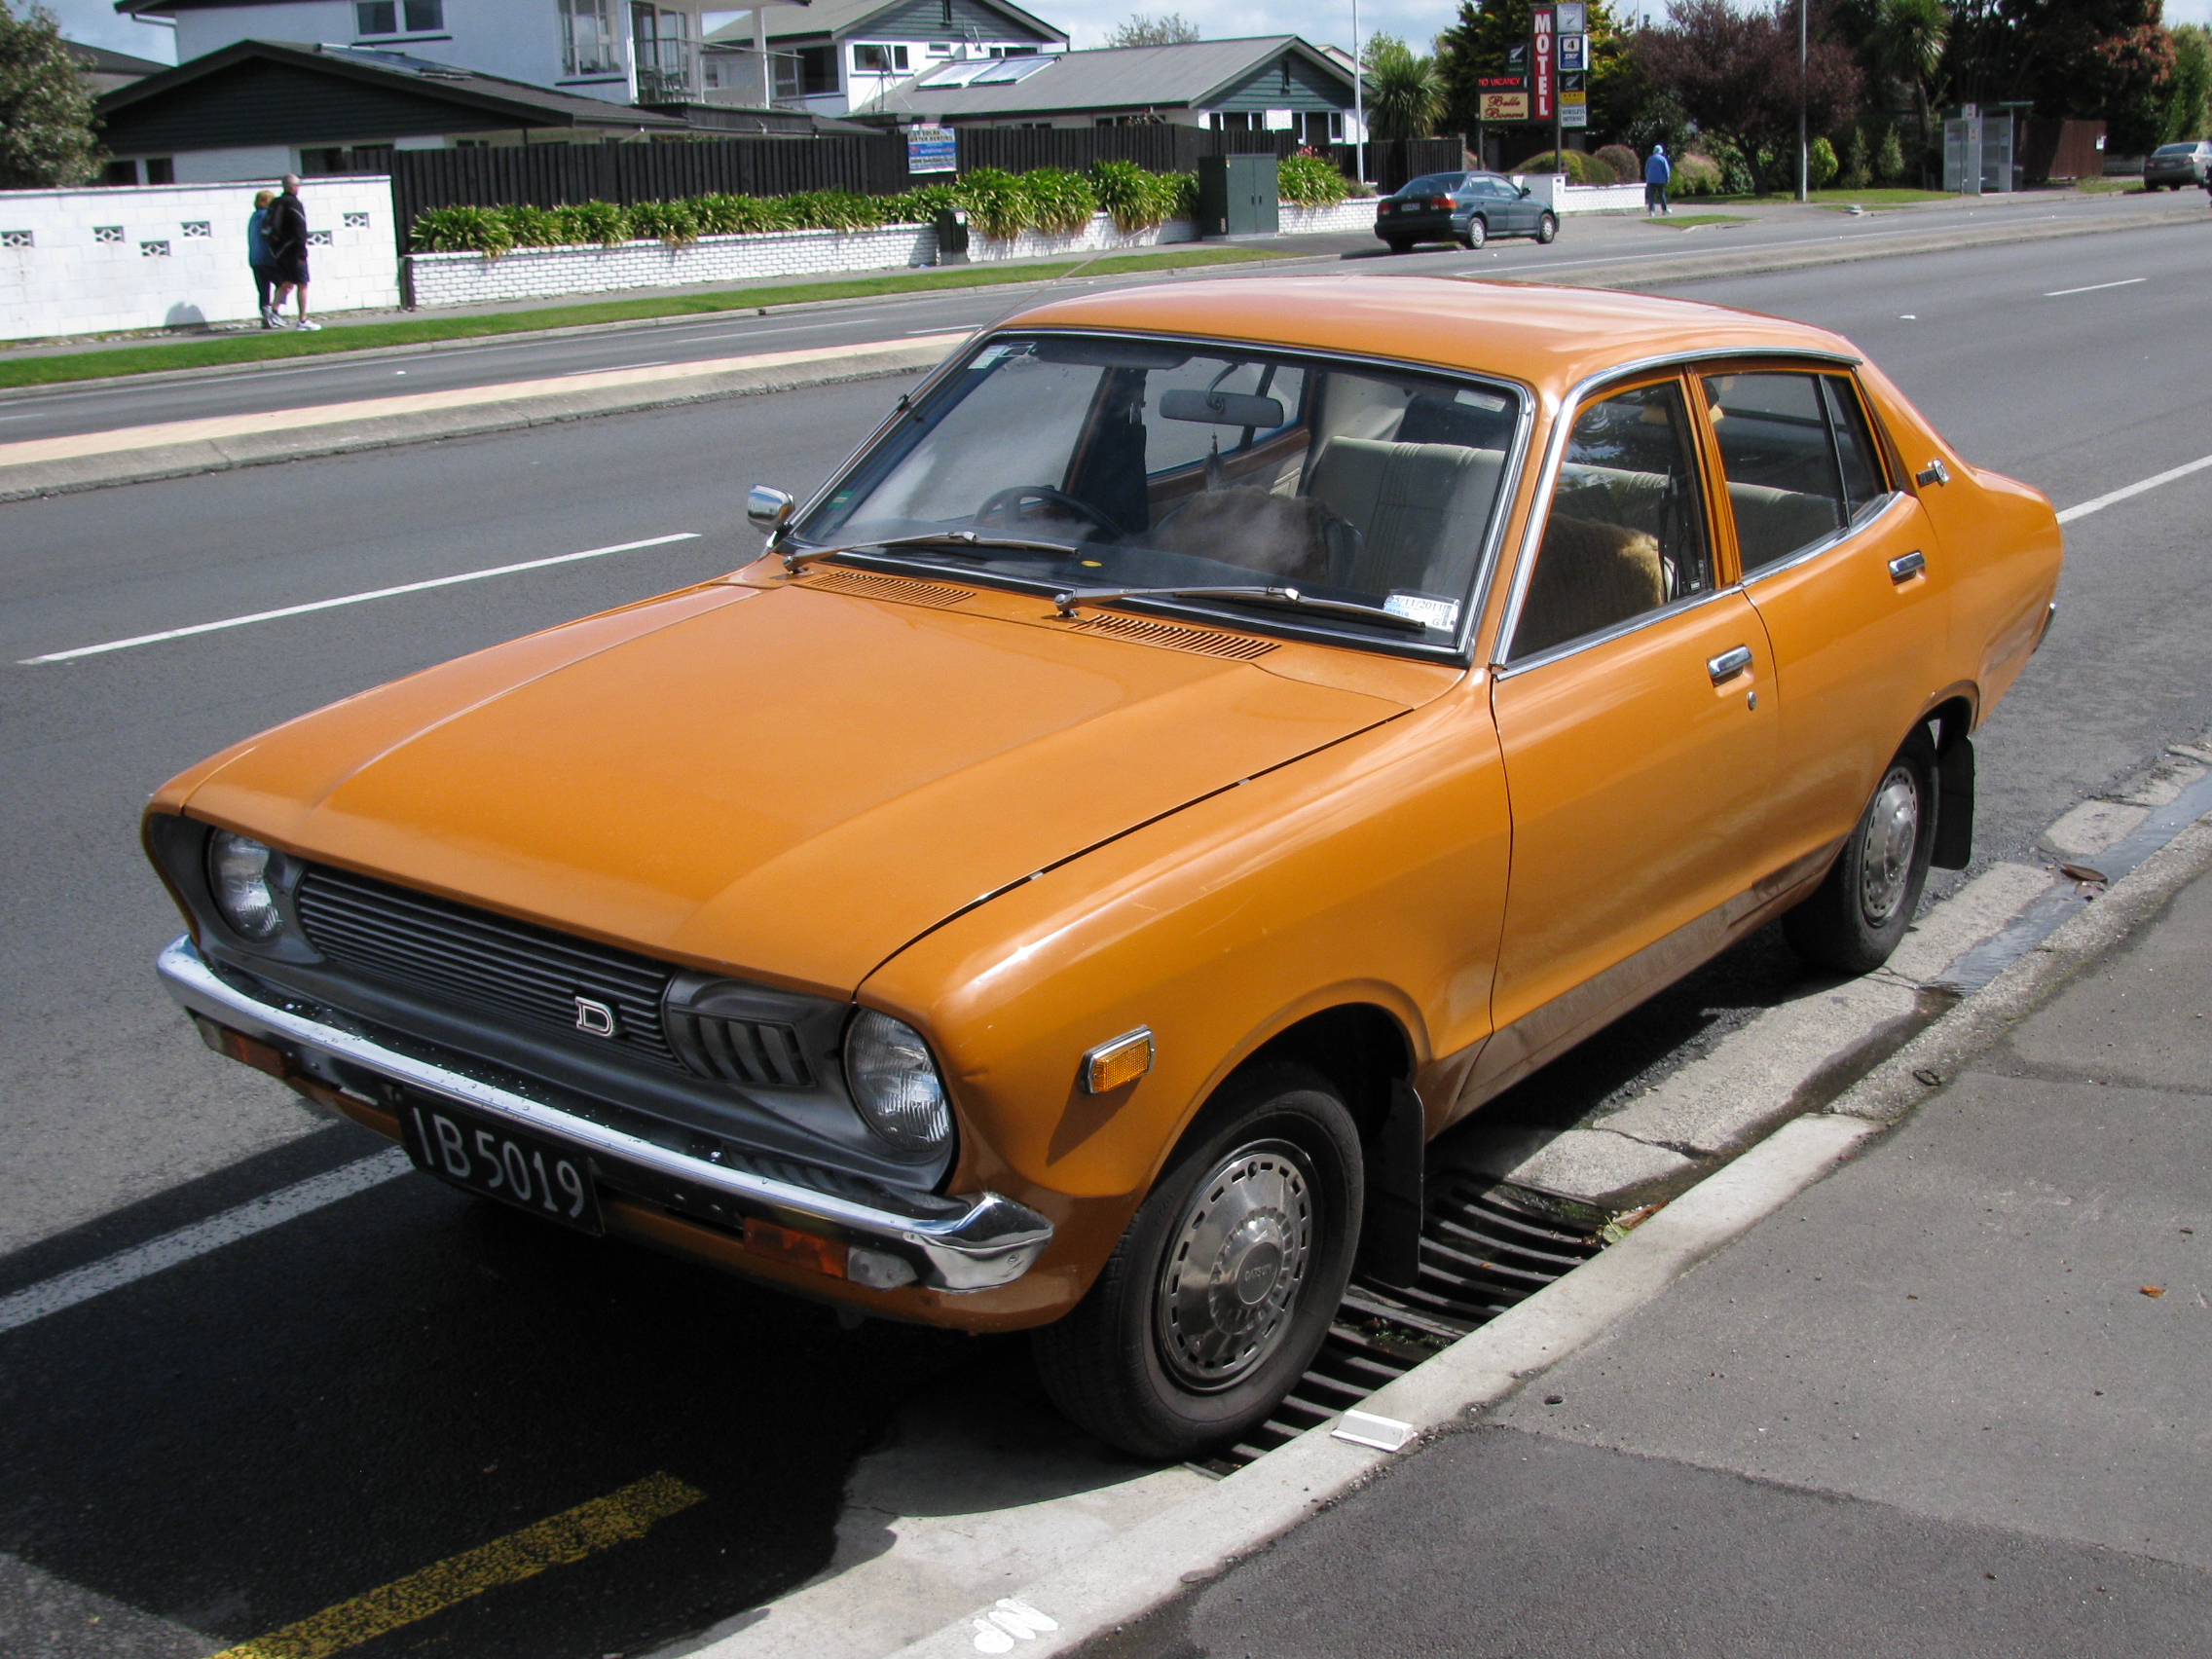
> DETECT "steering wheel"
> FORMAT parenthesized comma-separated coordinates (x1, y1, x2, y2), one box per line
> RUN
(974, 484, 1124, 540)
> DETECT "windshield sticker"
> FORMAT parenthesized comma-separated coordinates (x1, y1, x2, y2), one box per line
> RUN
(1383, 592, 1461, 631)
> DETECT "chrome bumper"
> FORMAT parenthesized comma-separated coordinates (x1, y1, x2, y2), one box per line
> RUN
(157, 937, 1052, 1291)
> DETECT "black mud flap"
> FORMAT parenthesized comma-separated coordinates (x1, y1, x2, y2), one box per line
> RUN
(1358, 1079, 1425, 1288)
(1934, 731, 1974, 869)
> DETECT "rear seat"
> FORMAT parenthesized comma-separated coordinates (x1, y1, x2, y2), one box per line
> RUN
(1726, 480, 1842, 568)
(1305, 437, 1503, 595)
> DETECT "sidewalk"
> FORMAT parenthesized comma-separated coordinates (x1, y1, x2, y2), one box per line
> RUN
(1091, 827, 2212, 1655)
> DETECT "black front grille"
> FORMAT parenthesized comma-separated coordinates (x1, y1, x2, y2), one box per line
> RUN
(295, 866, 681, 1068)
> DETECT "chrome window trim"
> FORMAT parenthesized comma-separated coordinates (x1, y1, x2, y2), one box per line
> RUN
(1738, 489, 1910, 587)
(1493, 580, 1746, 680)
(785, 324, 1538, 669)
(1491, 346, 1866, 671)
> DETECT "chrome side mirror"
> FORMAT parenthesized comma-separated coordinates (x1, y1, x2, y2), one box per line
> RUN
(747, 485, 795, 536)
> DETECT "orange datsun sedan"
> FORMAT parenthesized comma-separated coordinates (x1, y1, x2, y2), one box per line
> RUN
(147, 277, 2061, 1457)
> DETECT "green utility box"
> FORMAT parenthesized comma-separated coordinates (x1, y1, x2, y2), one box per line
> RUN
(1196, 154, 1280, 238)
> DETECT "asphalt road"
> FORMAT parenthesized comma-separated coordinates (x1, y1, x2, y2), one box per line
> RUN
(4, 221, 2211, 1659)
(0, 189, 2194, 447)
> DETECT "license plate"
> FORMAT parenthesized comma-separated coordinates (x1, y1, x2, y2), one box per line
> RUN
(400, 1096, 605, 1235)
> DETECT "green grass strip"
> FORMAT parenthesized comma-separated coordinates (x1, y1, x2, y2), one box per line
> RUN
(0, 243, 1283, 391)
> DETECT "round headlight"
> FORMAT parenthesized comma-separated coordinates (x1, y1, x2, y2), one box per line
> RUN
(206, 830, 282, 940)
(844, 1010, 952, 1156)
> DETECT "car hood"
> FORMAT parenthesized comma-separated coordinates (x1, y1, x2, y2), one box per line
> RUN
(173, 580, 1417, 993)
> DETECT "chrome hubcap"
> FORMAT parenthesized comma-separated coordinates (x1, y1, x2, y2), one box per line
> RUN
(1860, 764, 1921, 926)
(1155, 1141, 1314, 1390)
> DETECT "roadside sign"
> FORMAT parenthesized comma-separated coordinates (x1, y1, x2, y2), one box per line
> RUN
(1557, 1, 1586, 30)
(906, 124, 956, 173)
(1480, 92, 1530, 121)
(1476, 75, 1527, 88)
(1531, 6, 1555, 121)
(1560, 89, 1588, 129)
(1557, 32, 1586, 72)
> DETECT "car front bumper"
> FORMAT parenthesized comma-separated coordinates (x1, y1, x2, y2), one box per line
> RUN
(157, 935, 1054, 1294)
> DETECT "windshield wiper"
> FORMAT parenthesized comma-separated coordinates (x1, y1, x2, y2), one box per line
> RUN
(781, 531, 1081, 574)
(1051, 583, 1431, 635)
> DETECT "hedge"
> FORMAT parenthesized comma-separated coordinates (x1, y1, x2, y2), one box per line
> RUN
(411, 161, 1227, 256)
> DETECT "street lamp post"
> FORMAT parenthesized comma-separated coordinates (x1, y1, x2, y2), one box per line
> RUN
(1796, 0, 1809, 201)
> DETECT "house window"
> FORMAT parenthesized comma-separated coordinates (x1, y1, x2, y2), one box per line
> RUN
(632, 3, 693, 96)
(775, 42, 837, 96)
(146, 157, 175, 183)
(852, 42, 908, 73)
(926, 41, 953, 56)
(559, 0, 617, 73)
(356, 0, 441, 34)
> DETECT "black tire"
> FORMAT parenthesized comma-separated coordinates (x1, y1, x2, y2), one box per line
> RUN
(1032, 1063, 1363, 1460)
(1784, 726, 1939, 975)
(1535, 211, 1559, 243)
(1460, 217, 1488, 249)
(1384, 238, 1413, 254)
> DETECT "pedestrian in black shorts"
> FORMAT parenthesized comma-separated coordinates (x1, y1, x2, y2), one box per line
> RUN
(266, 173, 320, 331)
(247, 189, 277, 327)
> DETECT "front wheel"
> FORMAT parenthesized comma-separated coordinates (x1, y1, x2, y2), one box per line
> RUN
(1784, 727, 1938, 974)
(1459, 217, 1488, 249)
(1534, 211, 1559, 243)
(1032, 1063, 1363, 1460)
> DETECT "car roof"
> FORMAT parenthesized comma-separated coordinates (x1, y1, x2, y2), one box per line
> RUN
(998, 276, 1862, 395)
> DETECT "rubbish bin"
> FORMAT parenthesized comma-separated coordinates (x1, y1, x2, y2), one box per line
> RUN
(933, 206, 970, 266)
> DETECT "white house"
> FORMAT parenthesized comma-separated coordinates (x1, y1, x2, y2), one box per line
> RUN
(700, 0, 1062, 117)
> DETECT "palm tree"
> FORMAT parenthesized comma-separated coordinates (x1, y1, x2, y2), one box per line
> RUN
(1872, 0, 1950, 149)
(1367, 42, 1446, 141)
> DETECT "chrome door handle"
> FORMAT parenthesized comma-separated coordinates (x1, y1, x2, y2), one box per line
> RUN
(1915, 459, 1950, 487)
(1889, 549, 1926, 583)
(1708, 645, 1753, 683)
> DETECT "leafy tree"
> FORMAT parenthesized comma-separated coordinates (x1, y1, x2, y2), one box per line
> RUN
(1104, 12, 1200, 47)
(2160, 19, 2210, 140)
(1634, 0, 1863, 190)
(1870, 0, 1950, 146)
(1997, 0, 2174, 154)
(1875, 123, 1905, 178)
(0, 2, 101, 188)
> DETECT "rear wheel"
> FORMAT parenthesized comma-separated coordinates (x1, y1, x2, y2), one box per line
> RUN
(1535, 211, 1559, 243)
(1459, 217, 1488, 249)
(1384, 237, 1413, 254)
(1032, 1063, 1363, 1460)
(1784, 727, 1938, 974)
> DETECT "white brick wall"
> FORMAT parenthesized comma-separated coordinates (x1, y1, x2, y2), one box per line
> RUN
(1521, 176, 1651, 214)
(402, 203, 1377, 309)
(0, 178, 398, 343)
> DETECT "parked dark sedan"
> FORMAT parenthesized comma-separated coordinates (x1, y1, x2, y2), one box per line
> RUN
(1375, 170, 1559, 252)
(2144, 140, 2212, 188)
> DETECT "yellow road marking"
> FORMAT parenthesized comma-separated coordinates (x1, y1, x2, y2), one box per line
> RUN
(207, 1470, 706, 1659)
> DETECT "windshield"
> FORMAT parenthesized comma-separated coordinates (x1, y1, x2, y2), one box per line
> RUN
(793, 333, 1522, 647)
(1398, 172, 1468, 197)
(2154, 142, 2200, 155)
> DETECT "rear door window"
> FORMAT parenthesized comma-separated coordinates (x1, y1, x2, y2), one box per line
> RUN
(1699, 370, 1892, 576)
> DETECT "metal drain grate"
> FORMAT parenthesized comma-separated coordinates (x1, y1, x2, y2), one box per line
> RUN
(1198, 1174, 1605, 1473)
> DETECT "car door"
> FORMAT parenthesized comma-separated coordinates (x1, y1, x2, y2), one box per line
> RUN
(1479, 371, 1778, 1085)
(1694, 365, 1951, 879)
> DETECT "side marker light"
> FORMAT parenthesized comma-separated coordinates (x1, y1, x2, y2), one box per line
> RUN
(1081, 1027, 1155, 1094)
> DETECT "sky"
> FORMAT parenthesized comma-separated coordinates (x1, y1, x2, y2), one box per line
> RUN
(44, 0, 2212, 78)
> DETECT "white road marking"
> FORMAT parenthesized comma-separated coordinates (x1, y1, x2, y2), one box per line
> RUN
(19, 532, 703, 664)
(2058, 454, 2212, 524)
(559, 359, 667, 376)
(0, 1150, 412, 1336)
(2045, 276, 2147, 296)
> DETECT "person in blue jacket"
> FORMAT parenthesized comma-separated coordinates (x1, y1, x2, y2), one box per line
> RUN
(1644, 144, 1673, 215)
(246, 189, 277, 328)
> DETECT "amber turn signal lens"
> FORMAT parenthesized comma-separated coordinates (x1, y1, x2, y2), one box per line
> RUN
(744, 1216, 849, 1279)
(1081, 1027, 1155, 1095)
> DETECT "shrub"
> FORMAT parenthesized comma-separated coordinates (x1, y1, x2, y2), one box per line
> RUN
(1595, 143, 1641, 185)
(494, 203, 564, 248)
(1875, 127, 1905, 185)
(623, 198, 699, 247)
(953, 166, 1031, 239)
(1017, 166, 1099, 233)
(1688, 136, 1754, 195)
(1513, 148, 1613, 184)
(1808, 135, 1839, 190)
(1277, 152, 1348, 207)
(1672, 152, 1724, 196)
(411, 204, 513, 256)
(558, 200, 631, 245)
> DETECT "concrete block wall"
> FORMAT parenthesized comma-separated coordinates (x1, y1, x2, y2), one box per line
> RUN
(1522, 176, 1650, 214)
(0, 178, 399, 343)
(1277, 200, 1377, 236)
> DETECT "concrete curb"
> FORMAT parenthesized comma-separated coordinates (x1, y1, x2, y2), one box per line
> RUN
(0, 341, 952, 502)
(1831, 812, 2212, 1125)
(873, 809, 2212, 1659)
(879, 1116, 1882, 1659)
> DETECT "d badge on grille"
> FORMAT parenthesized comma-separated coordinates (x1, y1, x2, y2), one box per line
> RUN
(574, 996, 621, 1038)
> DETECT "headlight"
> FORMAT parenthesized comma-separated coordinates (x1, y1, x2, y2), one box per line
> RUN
(844, 1009, 952, 1156)
(206, 830, 282, 940)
